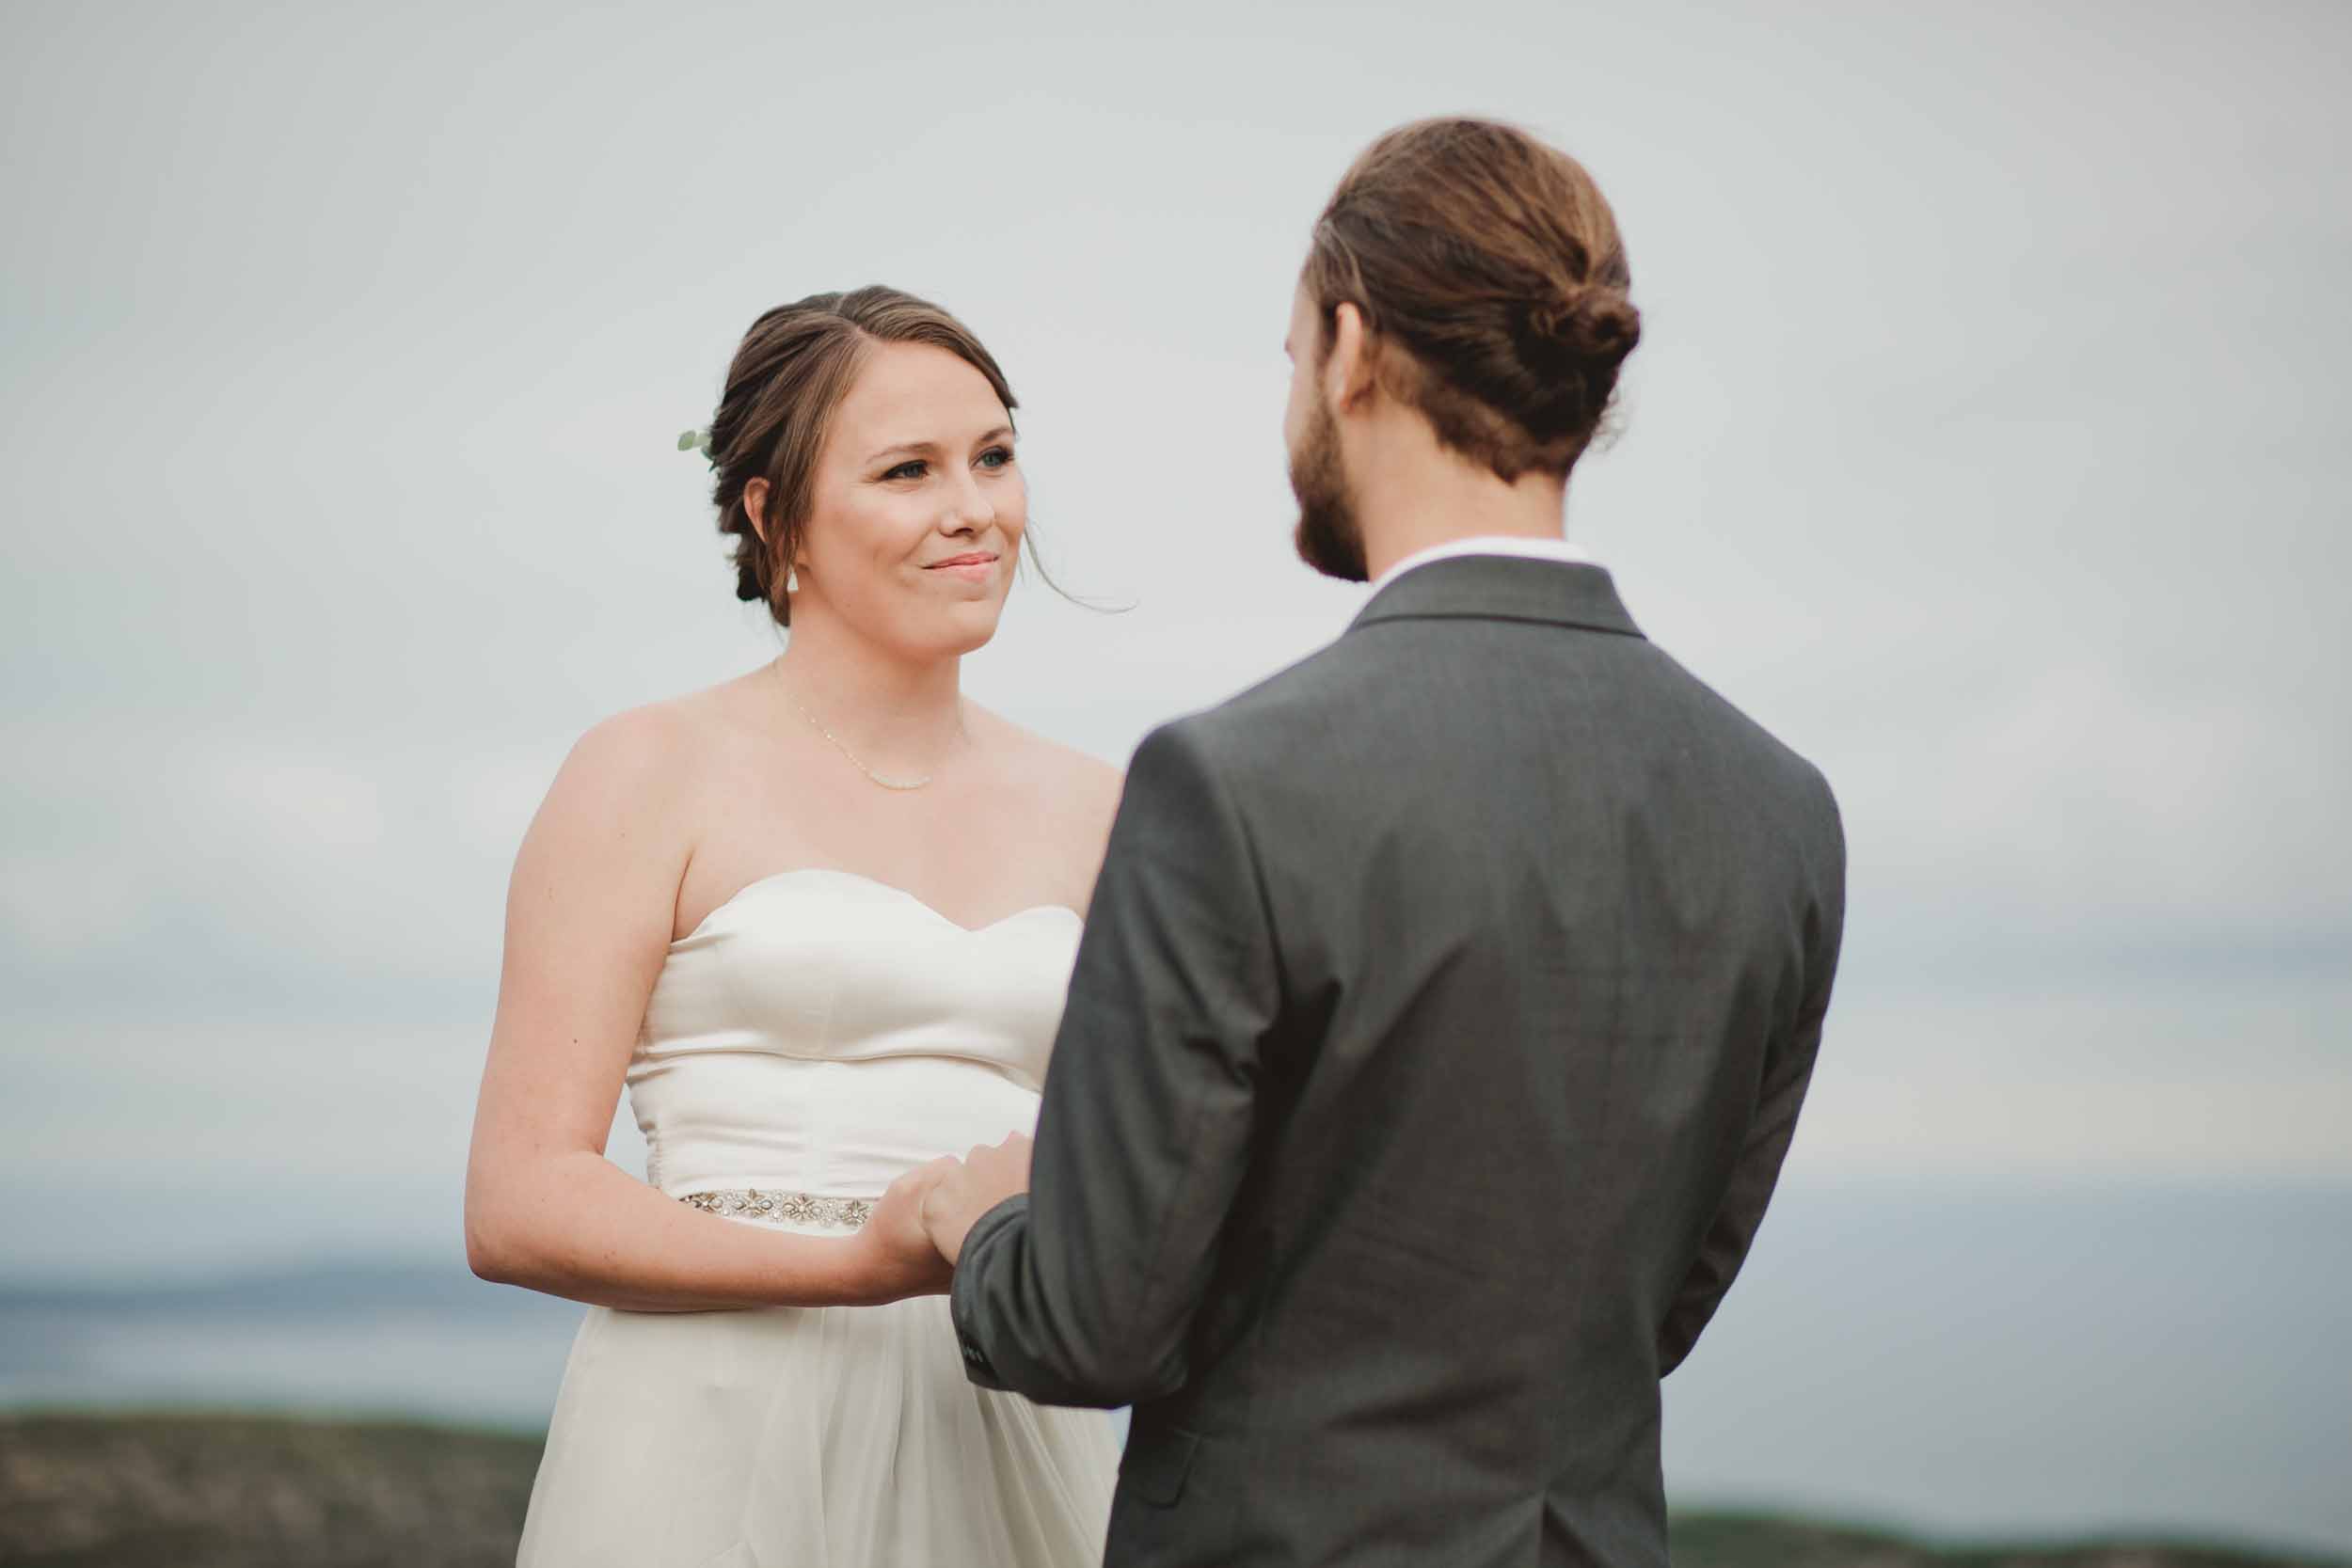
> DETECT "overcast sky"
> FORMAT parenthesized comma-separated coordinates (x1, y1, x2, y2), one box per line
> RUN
(4, 0, 2345, 1288)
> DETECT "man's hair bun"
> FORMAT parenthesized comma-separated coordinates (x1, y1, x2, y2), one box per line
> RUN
(1302, 118, 1643, 481)
(1514, 289, 1642, 379)
(1556, 289, 1643, 368)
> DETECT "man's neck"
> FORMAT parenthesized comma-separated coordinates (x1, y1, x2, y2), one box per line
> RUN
(1349, 409, 1569, 582)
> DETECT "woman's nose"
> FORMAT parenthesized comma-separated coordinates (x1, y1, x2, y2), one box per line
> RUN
(944, 471, 994, 532)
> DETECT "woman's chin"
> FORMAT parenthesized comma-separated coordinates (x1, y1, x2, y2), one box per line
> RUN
(916, 600, 1009, 658)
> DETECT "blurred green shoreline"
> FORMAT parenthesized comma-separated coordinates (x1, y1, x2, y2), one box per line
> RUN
(2, 1412, 2342, 1568)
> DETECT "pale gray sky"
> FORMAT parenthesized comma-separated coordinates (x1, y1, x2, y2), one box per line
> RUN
(4, 0, 2345, 1270)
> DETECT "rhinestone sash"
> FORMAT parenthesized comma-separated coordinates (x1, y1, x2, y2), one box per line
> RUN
(677, 1188, 875, 1229)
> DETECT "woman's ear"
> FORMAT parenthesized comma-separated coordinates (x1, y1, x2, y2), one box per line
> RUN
(742, 477, 771, 546)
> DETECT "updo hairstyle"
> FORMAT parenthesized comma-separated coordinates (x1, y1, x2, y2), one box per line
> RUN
(705, 286, 1018, 627)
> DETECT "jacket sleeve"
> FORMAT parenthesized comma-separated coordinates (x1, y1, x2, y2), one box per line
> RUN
(949, 718, 1281, 1407)
(1659, 779, 1848, 1377)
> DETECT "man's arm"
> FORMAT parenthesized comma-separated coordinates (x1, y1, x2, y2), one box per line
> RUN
(947, 719, 1282, 1407)
(1659, 782, 1847, 1376)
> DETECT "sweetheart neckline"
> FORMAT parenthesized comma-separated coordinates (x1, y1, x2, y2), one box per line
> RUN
(675, 866, 1084, 948)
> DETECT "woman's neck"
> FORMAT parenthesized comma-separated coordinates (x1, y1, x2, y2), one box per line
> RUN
(768, 619, 967, 768)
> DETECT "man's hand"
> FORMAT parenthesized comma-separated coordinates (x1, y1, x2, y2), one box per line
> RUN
(856, 1157, 959, 1302)
(920, 1132, 1033, 1266)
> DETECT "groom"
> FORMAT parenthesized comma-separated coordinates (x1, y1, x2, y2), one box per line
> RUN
(901, 117, 1846, 1567)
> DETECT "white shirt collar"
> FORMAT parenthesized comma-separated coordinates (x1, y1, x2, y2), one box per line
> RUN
(1368, 534, 1598, 595)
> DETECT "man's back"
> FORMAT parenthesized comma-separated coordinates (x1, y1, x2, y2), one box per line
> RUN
(1093, 555, 1845, 1564)
(938, 111, 1845, 1568)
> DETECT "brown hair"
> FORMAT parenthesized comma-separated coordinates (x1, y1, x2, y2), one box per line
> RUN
(1300, 117, 1641, 482)
(706, 286, 1017, 626)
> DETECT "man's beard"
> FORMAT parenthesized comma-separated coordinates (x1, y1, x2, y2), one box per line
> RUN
(1290, 395, 1368, 583)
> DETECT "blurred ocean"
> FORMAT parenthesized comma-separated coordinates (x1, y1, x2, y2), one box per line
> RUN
(3, 1180, 2345, 1556)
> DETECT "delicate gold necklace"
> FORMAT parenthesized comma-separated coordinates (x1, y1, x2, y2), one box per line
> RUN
(779, 670, 963, 792)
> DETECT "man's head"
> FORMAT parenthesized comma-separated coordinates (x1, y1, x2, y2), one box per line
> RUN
(1285, 118, 1643, 580)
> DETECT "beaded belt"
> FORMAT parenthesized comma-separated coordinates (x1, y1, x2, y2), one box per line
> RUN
(677, 1189, 875, 1229)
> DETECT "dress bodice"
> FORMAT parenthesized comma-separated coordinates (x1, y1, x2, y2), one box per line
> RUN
(627, 867, 1083, 1203)
(526, 864, 1120, 1563)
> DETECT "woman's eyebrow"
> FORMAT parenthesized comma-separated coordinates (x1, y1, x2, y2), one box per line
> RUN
(866, 425, 1014, 465)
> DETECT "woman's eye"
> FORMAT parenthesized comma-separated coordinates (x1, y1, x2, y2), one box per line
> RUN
(882, 459, 928, 481)
(977, 446, 1015, 470)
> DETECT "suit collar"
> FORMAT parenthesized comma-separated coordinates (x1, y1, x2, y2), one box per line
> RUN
(1348, 553, 1644, 639)
(1369, 534, 1598, 594)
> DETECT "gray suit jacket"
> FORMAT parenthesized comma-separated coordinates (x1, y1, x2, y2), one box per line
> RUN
(950, 556, 1846, 1568)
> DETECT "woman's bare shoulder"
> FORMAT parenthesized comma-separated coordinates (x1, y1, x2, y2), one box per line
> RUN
(971, 705, 1120, 801)
(535, 679, 761, 847)
(557, 695, 706, 794)
(968, 705, 1125, 879)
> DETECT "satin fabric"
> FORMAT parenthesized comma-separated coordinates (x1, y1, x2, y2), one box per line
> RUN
(516, 869, 1120, 1567)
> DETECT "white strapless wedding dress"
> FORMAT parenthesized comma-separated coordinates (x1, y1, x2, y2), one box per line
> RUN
(516, 868, 1120, 1568)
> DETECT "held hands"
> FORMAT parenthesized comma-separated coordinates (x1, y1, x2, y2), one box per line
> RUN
(919, 1132, 1033, 1267)
(859, 1158, 961, 1301)
(856, 1132, 1032, 1300)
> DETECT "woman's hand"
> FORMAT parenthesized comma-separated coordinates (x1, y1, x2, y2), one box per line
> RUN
(853, 1158, 961, 1302)
(919, 1132, 1033, 1266)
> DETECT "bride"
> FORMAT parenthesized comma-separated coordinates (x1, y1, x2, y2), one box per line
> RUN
(464, 285, 1124, 1566)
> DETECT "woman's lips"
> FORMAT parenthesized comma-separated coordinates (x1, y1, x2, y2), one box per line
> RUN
(927, 552, 998, 581)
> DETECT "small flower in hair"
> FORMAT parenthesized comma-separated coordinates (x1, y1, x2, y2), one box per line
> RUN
(676, 427, 714, 462)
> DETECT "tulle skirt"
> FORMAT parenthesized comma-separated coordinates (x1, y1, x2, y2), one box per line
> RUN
(515, 1291, 1120, 1567)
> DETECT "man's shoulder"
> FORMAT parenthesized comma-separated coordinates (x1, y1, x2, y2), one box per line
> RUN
(1138, 636, 1369, 780)
(1645, 645, 1841, 818)
(1151, 626, 1838, 838)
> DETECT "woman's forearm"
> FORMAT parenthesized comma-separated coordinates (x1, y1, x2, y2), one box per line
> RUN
(467, 1149, 898, 1310)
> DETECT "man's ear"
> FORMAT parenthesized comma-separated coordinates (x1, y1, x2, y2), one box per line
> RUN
(742, 477, 771, 546)
(1323, 301, 1379, 415)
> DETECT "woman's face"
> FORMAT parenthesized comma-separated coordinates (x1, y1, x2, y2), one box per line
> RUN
(792, 341, 1026, 658)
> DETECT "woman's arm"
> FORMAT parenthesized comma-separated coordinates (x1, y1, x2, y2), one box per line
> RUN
(462, 705, 946, 1310)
